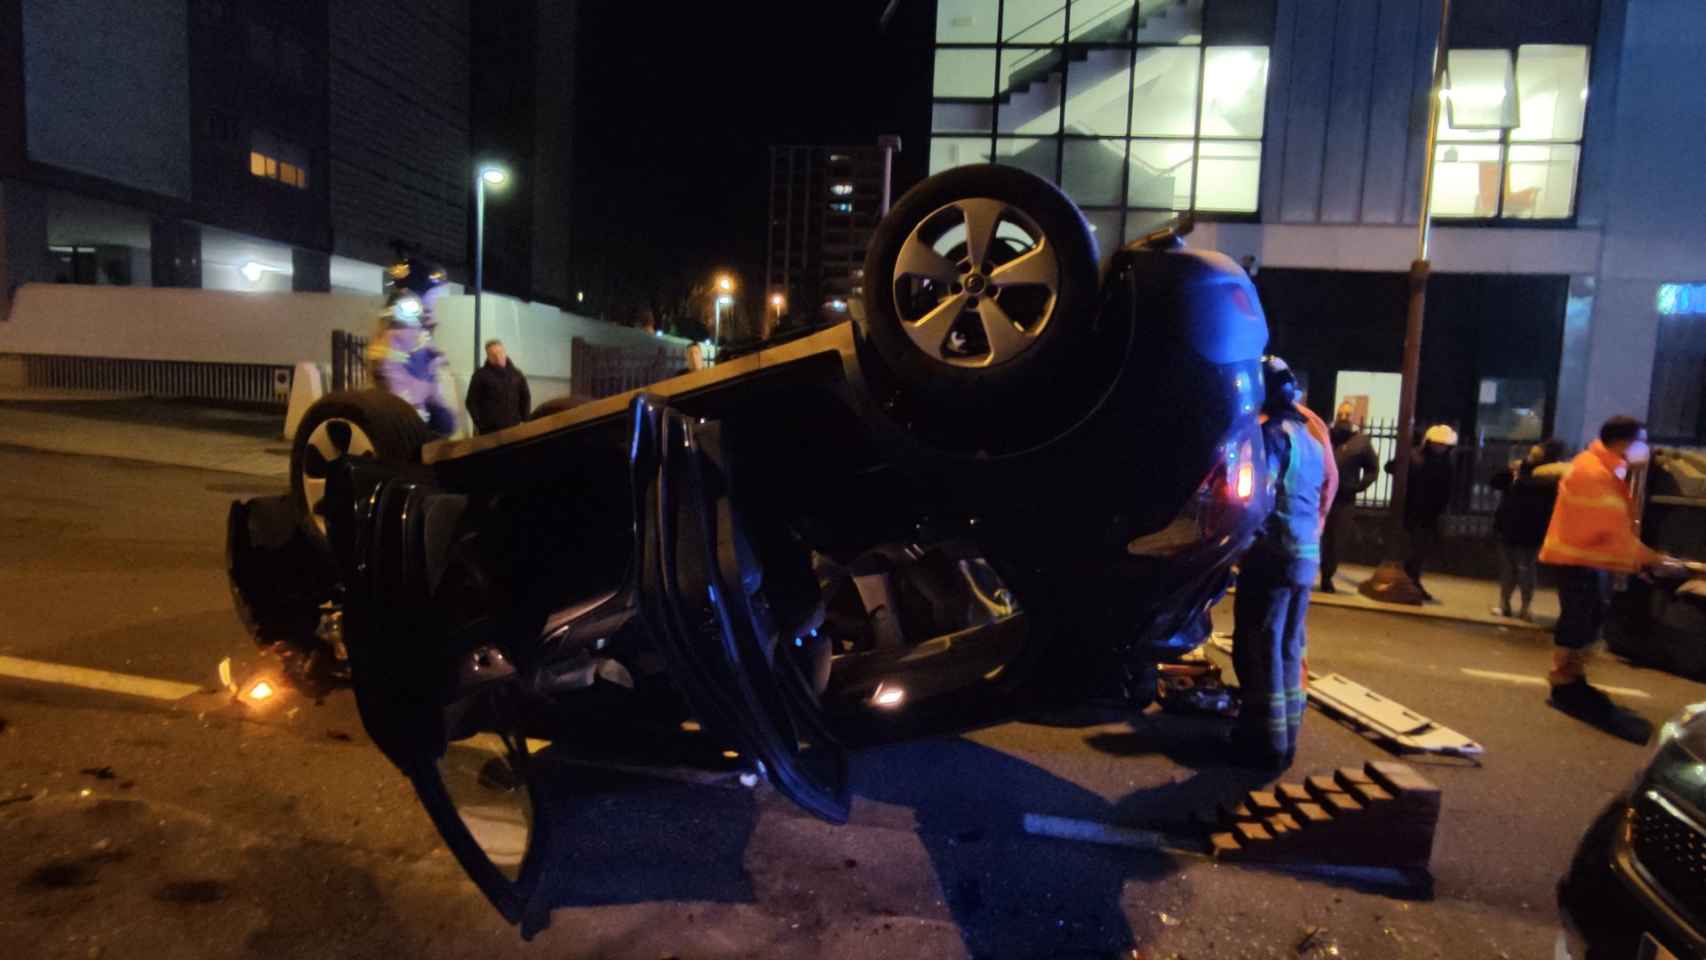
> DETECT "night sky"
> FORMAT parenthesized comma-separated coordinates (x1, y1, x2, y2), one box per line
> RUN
(569, 1, 931, 325)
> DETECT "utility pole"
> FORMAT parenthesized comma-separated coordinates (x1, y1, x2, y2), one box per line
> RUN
(1360, 0, 1453, 604)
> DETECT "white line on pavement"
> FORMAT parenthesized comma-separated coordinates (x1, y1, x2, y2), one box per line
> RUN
(1460, 667, 1651, 700)
(0, 655, 202, 702)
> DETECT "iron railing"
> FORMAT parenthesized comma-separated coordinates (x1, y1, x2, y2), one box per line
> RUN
(331, 330, 369, 392)
(17, 354, 290, 406)
(570, 338, 687, 400)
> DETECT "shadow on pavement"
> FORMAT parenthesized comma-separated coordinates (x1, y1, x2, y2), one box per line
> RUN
(533, 765, 760, 909)
(854, 737, 1180, 960)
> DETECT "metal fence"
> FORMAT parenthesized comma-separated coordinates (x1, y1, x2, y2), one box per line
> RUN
(18, 353, 290, 405)
(569, 338, 687, 399)
(1346, 417, 1539, 538)
(331, 330, 368, 392)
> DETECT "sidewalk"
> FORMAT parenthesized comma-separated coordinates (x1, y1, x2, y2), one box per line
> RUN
(1311, 563, 1558, 631)
(0, 394, 289, 478)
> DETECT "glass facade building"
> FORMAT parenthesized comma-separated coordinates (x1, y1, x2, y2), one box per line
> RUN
(930, 0, 1277, 250)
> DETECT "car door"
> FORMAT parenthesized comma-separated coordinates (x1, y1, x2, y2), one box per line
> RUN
(630, 396, 851, 824)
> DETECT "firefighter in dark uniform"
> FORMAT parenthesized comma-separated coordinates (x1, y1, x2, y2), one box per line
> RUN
(1232, 355, 1333, 771)
(368, 257, 458, 437)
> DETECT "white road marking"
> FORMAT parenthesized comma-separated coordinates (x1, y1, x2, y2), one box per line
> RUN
(1022, 813, 1201, 856)
(0, 655, 202, 702)
(1460, 667, 1651, 700)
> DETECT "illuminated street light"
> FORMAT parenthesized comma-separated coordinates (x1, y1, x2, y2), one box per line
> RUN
(769, 292, 785, 310)
(711, 275, 735, 363)
(474, 162, 512, 364)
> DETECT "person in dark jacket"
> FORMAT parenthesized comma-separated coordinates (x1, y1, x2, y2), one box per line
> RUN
(1489, 439, 1568, 620)
(1231, 356, 1333, 772)
(1385, 424, 1458, 601)
(1319, 401, 1379, 593)
(465, 339, 531, 434)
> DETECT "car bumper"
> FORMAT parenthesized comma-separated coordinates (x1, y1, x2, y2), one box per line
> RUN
(1558, 798, 1706, 959)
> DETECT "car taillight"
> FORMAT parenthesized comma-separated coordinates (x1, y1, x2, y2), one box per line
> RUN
(1235, 460, 1254, 501)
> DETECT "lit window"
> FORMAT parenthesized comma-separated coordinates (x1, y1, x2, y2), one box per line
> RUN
(1431, 44, 1589, 220)
(930, 4, 1269, 235)
(829, 183, 854, 196)
(250, 132, 308, 189)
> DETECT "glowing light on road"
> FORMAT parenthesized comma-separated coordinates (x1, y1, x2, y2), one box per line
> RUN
(871, 683, 906, 708)
(245, 679, 275, 702)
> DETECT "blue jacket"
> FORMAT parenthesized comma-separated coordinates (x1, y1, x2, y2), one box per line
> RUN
(1244, 413, 1327, 586)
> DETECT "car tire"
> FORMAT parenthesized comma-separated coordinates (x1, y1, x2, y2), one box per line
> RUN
(860, 164, 1104, 453)
(289, 390, 433, 543)
(528, 393, 594, 421)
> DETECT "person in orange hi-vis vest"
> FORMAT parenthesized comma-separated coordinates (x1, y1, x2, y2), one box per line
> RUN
(1538, 415, 1680, 713)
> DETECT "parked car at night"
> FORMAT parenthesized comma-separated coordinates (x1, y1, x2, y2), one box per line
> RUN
(225, 165, 1274, 936)
(1558, 701, 1706, 959)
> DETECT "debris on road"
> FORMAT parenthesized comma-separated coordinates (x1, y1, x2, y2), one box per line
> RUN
(1207, 635, 1482, 758)
(1295, 925, 1341, 956)
(79, 766, 117, 780)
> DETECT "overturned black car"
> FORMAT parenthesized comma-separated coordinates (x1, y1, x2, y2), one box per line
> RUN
(225, 165, 1273, 936)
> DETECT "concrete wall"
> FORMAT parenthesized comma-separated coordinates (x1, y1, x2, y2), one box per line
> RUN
(327, 0, 470, 271)
(1570, 0, 1706, 446)
(429, 293, 691, 405)
(0, 284, 382, 366)
(21, 0, 192, 200)
(0, 284, 692, 411)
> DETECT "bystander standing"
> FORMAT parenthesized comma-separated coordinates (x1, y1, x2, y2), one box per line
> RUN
(465, 339, 531, 434)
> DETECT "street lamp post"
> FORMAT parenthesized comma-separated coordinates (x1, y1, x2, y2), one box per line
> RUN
(1360, 0, 1454, 604)
(711, 273, 734, 364)
(473, 163, 509, 366)
(877, 134, 903, 215)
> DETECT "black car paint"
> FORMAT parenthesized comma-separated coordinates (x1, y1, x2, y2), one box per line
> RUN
(1560, 715, 1706, 959)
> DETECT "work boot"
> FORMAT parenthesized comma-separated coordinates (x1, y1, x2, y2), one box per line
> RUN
(1548, 647, 1591, 687)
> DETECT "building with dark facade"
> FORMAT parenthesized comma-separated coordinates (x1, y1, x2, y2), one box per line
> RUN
(0, 0, 574, 318)
(912, 0, 1706, 453)
(766, 144, 886, 331)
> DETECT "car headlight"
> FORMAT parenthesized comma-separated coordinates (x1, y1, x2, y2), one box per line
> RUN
(1658, 701, 1706, 748)
(1637, 701, 1706, 809)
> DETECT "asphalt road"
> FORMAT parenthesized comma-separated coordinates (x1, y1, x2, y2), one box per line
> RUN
(2, 443, 1702, 959)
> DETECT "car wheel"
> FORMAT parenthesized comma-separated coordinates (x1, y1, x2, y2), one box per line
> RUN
(860, 164, 1104, 453)
(527, 393, 594, 421)
(289, 390, 432, 542)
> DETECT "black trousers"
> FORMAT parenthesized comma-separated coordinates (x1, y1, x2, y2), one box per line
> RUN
(1403, 522, 1440, 588)
(1554, 565, 1611, 651)
(1320, 502, 1354, 584)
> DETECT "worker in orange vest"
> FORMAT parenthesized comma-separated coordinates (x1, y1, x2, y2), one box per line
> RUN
(1538, 415, 1679, 712)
